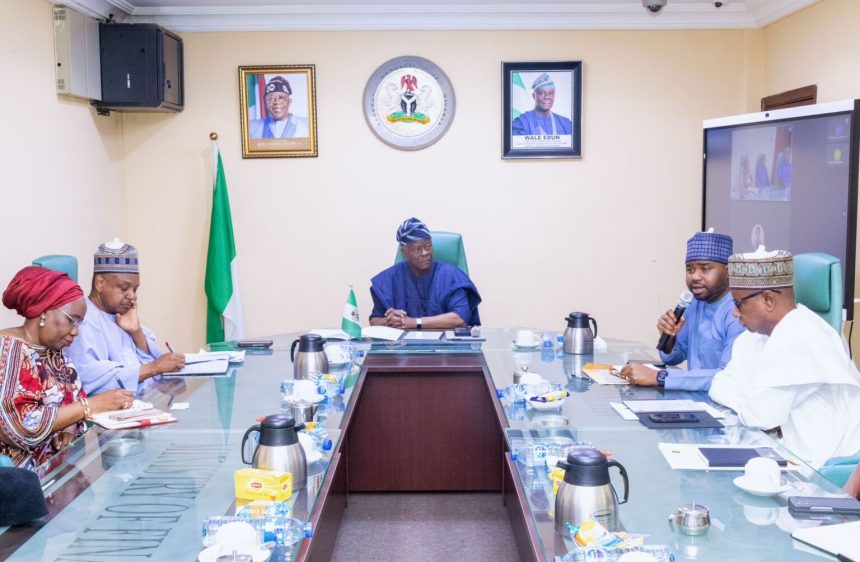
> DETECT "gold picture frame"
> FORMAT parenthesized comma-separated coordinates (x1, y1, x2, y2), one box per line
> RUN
(238, 65, 318, 158)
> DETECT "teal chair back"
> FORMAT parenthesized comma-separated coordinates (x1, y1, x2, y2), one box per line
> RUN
(394, 231, 470, 276)
(32, 255, 79, 283)
(793, 252, 843, 332)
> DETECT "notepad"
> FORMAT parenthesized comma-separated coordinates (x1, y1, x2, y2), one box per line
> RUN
(163, 358, 229, 376)
(698, 447, 787, 468)
(90, 400, 177, 430)
(582, 364, 628, 385)
(658, 443, 790, 471)
(403, 331, 444, 341)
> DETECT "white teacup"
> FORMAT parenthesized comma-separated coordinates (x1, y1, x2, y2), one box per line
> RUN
(325, 345, 349, 364)
(515, 330, 540, 347)
(292, 379, 318, 400)
(743, 457, 781, 491)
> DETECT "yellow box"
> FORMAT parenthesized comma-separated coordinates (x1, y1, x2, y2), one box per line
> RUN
(234, 468, 292, 502)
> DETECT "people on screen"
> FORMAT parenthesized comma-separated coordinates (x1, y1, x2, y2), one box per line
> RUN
(67, 240, 185, 395)
(369, 218, 481, 330)
(620, 230, 744, 390)
(511, 73, 572, 136)
(709, 248, 860, 467)
(249, 76, 309, 140)
(0, 267, 131, 469)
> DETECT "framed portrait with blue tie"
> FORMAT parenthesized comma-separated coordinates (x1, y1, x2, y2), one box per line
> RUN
(238, 65, 318, 158)
(502, 61, 582, 159)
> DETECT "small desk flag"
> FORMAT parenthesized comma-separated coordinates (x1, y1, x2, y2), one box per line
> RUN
(342, 287, 362, 339)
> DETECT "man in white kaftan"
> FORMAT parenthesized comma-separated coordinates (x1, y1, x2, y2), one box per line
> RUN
(709, 248, 860, 467)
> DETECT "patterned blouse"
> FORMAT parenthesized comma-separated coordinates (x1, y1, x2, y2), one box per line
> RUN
(0, 335, 87, 469)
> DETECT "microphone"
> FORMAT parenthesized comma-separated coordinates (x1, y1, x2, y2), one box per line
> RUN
(656, 290, 694, 352)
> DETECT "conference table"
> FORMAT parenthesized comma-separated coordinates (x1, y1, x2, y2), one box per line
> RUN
(0, 328, 853, 561)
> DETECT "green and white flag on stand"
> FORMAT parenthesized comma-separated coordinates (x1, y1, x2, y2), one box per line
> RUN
(205, 140, 245, 344)
(341, 287, 362, 339)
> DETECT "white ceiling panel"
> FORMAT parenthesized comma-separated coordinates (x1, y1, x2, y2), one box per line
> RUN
(51, 0, 822, 31)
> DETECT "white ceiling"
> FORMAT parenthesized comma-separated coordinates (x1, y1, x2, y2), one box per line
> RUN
(55, 0, 821, 31)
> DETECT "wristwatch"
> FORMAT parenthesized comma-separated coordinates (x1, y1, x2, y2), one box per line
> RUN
(656, 369, 669, 388)
(416, 317, 423, 330)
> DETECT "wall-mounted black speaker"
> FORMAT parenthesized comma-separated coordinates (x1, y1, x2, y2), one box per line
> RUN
(96, 23, 183, 112)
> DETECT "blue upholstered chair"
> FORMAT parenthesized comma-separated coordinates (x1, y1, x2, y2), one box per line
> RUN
(793, 252, 843, 332)
(32, 255, 79, 283)
(394, 231, 470, 276)
(820, 455, 860, 488)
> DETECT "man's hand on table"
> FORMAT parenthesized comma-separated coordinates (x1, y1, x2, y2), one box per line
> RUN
(619, 363, 659, 386)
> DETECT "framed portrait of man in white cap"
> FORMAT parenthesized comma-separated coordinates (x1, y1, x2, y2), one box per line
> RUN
(238, 65, 318, 158)
(502, 61, 582, 159)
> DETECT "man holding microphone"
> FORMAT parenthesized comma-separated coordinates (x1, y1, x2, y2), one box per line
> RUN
(620, 230, 744, 390)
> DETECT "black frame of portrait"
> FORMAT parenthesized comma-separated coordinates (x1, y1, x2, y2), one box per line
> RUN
(502, 61, 582, 159)
(238, 64, 318, 159)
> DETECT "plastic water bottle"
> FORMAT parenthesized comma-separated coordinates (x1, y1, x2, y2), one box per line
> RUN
(512, 442, 549, 467)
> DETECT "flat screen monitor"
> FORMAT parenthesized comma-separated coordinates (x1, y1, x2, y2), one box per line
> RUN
(703, 100, 860, 320)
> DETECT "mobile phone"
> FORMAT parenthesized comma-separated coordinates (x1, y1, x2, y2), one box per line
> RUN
(237, 340, 273, 349)
(648, 412, 699, 423)
(788, 496, 860, 516)
(453, 327, 471, 336)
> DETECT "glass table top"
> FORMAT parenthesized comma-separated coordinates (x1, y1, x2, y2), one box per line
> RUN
(1, 328, 855, 562)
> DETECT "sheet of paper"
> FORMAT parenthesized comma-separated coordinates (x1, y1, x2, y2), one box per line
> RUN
(582, 364, 628, 385)
(361, 326, 404, 341)
(610, 402, 639, 421)
(592, 336, 608, 351)
(309, 328, 351, 340)
(622, 400, 726, 419)
(792, 520, 860, 559)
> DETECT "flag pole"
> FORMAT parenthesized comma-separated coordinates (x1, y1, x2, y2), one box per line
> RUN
(210, 132, 219, 181)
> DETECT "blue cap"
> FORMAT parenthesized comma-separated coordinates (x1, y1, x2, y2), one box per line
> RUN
(686, 231, 733, 264)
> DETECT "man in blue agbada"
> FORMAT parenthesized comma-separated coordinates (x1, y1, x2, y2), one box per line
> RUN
(511, 73, 573, 136)
(369, 218, 481, 330)
(619, 230, 744, 391)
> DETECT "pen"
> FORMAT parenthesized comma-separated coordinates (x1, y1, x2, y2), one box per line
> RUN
(166, 341, 175, 353)
(116, 377, 126, 390)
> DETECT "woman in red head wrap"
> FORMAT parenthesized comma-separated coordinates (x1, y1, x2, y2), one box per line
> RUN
(0, 267, 132, 469)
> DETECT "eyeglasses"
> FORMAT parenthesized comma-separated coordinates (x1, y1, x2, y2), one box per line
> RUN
(733, 289, 781, 311)
(57, 307, 83, 328)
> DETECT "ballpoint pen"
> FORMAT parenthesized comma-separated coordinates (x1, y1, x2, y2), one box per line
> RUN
(116, 377, 126, 390)
(166, 341, 175, 353)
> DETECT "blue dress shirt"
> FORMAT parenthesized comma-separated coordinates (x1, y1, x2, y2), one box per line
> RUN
(659, 291, 744, 391)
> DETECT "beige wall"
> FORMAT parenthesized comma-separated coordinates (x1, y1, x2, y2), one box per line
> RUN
(763, 0, 860, 103)
(0, 0, 125, 329)
(761, 0, 860, 345)
(121, 29, 756, 351)
(16, 0, 859, 353)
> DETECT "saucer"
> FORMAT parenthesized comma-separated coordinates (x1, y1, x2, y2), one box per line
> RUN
(733, 475, 790, 496)
(527, 398, 566, 411)
(512, 341, 540, 350)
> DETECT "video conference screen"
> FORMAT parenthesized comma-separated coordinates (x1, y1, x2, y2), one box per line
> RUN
(703, 109, 855, 315)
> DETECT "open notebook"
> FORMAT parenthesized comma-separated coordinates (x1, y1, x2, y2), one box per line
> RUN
(90, 400, 177, 430)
